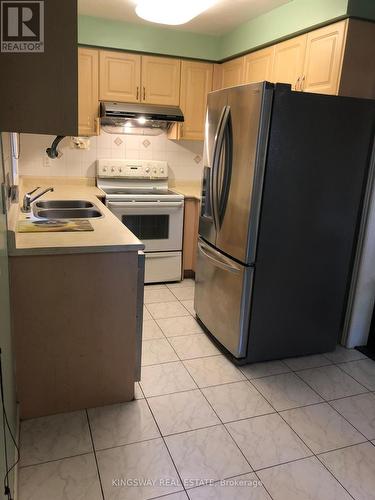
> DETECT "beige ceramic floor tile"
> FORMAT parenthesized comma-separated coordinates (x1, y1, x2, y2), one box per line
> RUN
(154, 493, 189, 500)
(20, 410, 92, 467)
(87, 399, 160, 450)
(144, 288, 178, 304)
(226, 413, 311, 470)
(140, 361, 197, 397)
(324, 345, 367, 363)
(142, 319, 165, 340)
(134, 382, 144, 399)
(143, 305, 152, 321)
(148, 389, 220, 435)
(297, 365, 368, 400)
(319, 442, 375, 500)
(144, 283, 168, 290)
(258, 456, 352, 500)
(18, 454, 102, 500)
(157, 316, 203, 337)
(202, 381, 274, 423)
(281, 402, 365, 453)
(170, 287, 195, 301)
(141, 338, 178, 366)
(167, 279, 195, 289)
(169, 334, 220, 360)
(283, 354, 332, 371)
(338, 359, 375, 391)
(97, 438, 182, 499)
(251, 372, 322, 411)
(165, 425, 251, 488)
(331, 392, 375, 439)
(240, 361, 290, 380)
(188, 473, 272, 499)
(184, 355, 245, 388)
(180, 299, 195, 315)
(147, 301, 190, 319)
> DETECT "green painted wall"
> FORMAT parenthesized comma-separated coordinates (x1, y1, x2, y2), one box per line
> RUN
(0, 134, 17, 500)
(219, 0, 348, 59)
(78, 15, 220, 60)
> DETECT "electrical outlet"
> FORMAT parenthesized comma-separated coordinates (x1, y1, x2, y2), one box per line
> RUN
(43, 157, 52, 168)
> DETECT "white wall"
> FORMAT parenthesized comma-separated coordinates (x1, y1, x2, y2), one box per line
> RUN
(19, 131, 204, 185)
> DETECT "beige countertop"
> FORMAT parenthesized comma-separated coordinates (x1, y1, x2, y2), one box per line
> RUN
(171, 181, 202, 200)
(8, 177, 144, 256)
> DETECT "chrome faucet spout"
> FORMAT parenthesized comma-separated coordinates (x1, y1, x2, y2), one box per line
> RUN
(22, 187, 54, 213)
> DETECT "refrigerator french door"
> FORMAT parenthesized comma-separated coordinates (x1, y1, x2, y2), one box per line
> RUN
(195, 82, 274, 357)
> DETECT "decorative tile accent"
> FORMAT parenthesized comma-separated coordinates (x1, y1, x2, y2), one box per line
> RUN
(142, 139, 151, 148)
(114, 137, 123, 146)
(194, 155, 202, 164)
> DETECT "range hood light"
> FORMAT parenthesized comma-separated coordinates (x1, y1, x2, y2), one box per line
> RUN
(137, 116, 147, 125)
(135, 0, 216, 26)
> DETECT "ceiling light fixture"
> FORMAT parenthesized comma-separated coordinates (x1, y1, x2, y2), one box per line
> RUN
(135, 0, 216, 26)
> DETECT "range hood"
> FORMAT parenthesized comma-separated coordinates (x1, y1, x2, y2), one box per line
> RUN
(100, 101, 184, 135)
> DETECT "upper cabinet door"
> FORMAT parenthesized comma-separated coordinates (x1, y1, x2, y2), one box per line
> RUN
(141, 56, 181, 105)
(78, 48, 99, 136)
(179, 61, 213, 140)
(221, 57, 245, 88)
(99, 51, 141, 102)
(302, 21, 347, 95)
(272, 35, 307, 90)
(243, 47, 275, 84)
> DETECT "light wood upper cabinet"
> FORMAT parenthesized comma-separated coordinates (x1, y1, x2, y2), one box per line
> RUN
(99, 51, 141, 103)
(244, 46, 275, 84)
(78, 48, 99, 136)
(221, 57, 245, 88)
(272, 35, 307, 89)
(178, 60, 213, 141)
(302, 20, 347, 95)
(141, 56, 181, 105)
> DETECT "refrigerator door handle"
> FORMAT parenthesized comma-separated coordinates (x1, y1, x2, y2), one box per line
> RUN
(198, 240, 241, 274)
(210, 106, 227, 230)
(212, 105, 231, 229)
(217, 107, 233, 224)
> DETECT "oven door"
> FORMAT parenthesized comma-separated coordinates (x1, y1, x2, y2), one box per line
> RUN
(107, 200, 184, 252)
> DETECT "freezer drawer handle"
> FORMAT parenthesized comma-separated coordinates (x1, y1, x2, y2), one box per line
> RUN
(198, 241, 240, 274)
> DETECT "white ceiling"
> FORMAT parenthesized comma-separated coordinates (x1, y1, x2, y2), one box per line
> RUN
(78, 0, 292, 35)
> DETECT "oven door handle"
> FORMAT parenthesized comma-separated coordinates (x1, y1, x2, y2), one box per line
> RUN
(107, 201, 184, 209)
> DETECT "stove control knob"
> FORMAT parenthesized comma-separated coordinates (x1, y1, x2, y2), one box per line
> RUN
(153, 169, 157, 174)
(145, 168, 150, 174)
(111, 167, 115, 173)
(160, 168, 164, 174)
(102, 167, 107, 173)
(119, 168, 122, 173)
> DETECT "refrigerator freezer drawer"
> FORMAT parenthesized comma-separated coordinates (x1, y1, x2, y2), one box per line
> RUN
(194, 238, 253, 358)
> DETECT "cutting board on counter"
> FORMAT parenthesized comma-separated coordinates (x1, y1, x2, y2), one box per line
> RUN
(17, 219, 94, 233)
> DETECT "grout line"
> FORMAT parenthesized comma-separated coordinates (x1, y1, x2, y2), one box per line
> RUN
(18, 450, 97, 470)
(85, 409, 105, 500)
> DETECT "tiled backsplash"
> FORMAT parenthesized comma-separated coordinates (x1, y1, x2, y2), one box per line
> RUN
(19, 132, 204, 184)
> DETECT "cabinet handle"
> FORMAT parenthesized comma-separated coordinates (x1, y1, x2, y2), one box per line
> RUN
(300, 75, 305, 92)
(136, 86, 139, 100)
(143, 86, 146, 101)
(295, 77, 300, 91)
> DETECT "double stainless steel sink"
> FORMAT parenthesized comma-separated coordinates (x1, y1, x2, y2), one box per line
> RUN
(33, 200, 102, 219)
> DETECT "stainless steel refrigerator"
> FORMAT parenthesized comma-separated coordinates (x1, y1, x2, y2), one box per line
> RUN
(194, 82, 375, 363)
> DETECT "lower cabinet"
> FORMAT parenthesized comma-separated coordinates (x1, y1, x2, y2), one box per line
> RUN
(183, 198, 200, 275)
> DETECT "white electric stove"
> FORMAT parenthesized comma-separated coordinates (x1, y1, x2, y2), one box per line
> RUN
(97, 159, 184, 283)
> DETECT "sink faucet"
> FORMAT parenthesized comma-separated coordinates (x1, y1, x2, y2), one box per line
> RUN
(22, 186, 54, 213)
